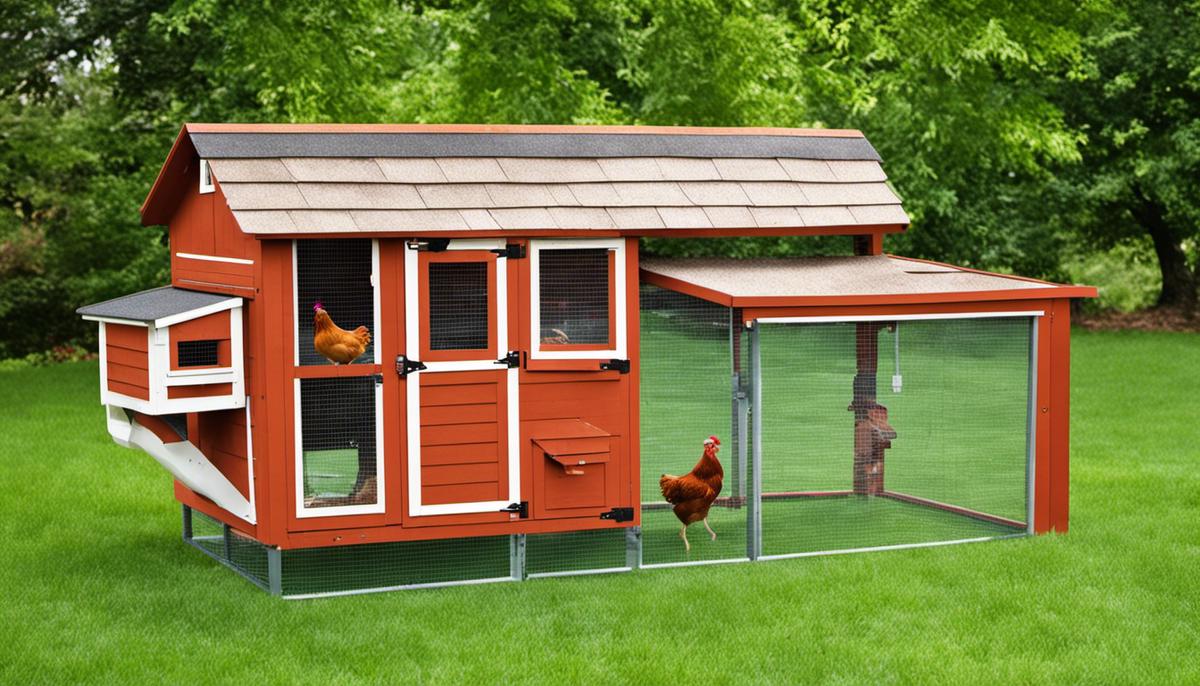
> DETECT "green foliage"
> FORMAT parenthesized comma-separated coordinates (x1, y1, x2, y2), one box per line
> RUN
(1065, 240, 1161, 312)
(1, 0, 1195, 357)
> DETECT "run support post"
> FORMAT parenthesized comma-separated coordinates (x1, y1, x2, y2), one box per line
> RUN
(747, 323, 763, 560)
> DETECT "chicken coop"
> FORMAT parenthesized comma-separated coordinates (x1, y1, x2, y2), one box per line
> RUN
(78, 124, 1093, 597)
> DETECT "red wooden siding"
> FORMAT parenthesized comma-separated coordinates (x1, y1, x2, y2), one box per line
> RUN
(419, 370, 509, 506)
(169, 177, 259, 298)
(106, 323, 150, 400)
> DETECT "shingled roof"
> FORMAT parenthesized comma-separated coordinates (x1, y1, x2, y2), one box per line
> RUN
(144, 124, 909, 234)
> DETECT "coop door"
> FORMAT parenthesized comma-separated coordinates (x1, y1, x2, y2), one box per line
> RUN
(403, 240, 520, 519)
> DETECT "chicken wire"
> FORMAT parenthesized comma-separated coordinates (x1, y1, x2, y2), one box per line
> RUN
(753, 317, 1033, 559)
(538, 248, 611, 345)
(295, 238, 376, 365)
(639, 284, 748, 567)
(298, 376, 380, 509)
(427, 261, 490, 350)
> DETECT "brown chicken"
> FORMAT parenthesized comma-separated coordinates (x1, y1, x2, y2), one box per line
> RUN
(660, 435, 723, 552)
(312, 302, 371, 365)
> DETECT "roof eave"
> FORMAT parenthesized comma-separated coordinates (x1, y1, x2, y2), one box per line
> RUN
(139, 124, 196, 227)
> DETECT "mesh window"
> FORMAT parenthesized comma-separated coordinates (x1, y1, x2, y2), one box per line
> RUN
(639, 284, 747, 565)
(428, 262, 490, 350)
(296, 239, 375, 366)
(177, 339, 220, 367)
(757, 318, 1031, 557)
(539, 248, 610, 345)
(299, 376, 379, 509)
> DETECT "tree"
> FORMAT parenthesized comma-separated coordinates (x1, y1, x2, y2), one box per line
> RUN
(1049, 0, 1200, 310)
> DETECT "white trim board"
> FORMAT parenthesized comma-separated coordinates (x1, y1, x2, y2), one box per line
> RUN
(175, 252, 254, 265)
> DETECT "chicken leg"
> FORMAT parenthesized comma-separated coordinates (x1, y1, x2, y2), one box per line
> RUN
(703, 518, 717, 541)
(679, 524, 691, 553)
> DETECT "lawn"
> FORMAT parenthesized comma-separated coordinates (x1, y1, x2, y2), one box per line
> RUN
(1, 330, 1197, 683)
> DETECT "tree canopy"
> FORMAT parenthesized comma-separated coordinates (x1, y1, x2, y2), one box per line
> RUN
(1, 0, 1195, 357)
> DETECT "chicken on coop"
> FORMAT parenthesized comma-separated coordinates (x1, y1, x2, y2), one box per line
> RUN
(312, 302, 371, 365)
(659, 435, 724, 552)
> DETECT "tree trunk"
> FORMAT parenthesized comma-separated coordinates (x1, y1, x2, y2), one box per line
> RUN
(1131, 187, 1197, 310)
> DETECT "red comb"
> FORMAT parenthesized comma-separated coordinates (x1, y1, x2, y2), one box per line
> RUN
(313, 301, 323, 312)
(706, 435, 720, 445)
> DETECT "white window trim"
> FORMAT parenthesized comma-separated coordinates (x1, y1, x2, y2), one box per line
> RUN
(291, 239, 384, 519)
(293, 377, 386, 519)
(199, 159, 215, 194)
(528, 238, 627, 360)
(405, 239, 521, 518)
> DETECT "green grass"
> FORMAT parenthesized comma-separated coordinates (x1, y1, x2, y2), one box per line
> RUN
(2, 330, 1198, 683)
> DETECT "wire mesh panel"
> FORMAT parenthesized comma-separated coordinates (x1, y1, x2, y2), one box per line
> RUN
(639, 284, 746, 566)
(176, 339, 220, 367)
(756, 317, 1032, 558)
(296, 239, 375, 365)
(185, 509, 271, 590)
(525, 529, 630, 577)
(279, 535, 512, 597)
(428, 261, 490, 350)
(298, 376, 380, 509)
(538, 248, 611, 345)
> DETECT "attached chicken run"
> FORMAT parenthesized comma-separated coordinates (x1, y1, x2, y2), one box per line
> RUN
(78, 124, 1090, 597)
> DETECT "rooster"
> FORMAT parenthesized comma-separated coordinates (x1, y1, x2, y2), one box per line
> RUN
(660, 436, 723, 552)
(312, 302, 371, 365)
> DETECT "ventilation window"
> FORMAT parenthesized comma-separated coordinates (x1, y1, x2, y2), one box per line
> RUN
(428, 262, 490, 350)
(199, 159, 214, 194)
(296, 239, 376, 366)
(177, 340, 220, 368)
(298, 376, 380, 513)
(538, 248, 612, 347)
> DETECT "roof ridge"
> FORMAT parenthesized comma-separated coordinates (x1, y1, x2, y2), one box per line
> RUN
(184, 123, 865, 138)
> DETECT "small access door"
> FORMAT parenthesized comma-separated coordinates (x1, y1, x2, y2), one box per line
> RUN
(402, 239, 520, 521)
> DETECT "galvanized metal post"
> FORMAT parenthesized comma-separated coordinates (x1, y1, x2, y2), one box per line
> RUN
(266, 547, 282, 596)
(1025, 317, 1040, 536)
(625, 526, 642, 569)
(181, 504, 193, 542)
(510, 534, 527, 581)
(748, 323, 763, 560)
(737, 377, 749, 507)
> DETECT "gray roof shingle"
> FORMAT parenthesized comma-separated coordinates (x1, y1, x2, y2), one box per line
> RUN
(77, 287, 236, 323)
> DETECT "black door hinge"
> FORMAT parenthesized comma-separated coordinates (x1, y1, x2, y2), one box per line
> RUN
(396, 355, 426, 378)
(406, 238, 451, 252)
(496, 350, 521, 368)
(490, 243, 526, 259)
(501, 501, 529, 518)
(600, 359, 630, 374)
(600, 507, 634, 522)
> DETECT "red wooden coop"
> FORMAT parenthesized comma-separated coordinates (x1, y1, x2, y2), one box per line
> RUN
(79, 124, 1094, 596)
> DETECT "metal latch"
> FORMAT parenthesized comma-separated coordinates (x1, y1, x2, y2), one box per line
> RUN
(396, 355, 426, 378)
(490, 244, 526, 259)
(501, 501, 529, 518)
(600, 507, 634, 522)
(600, 359, 630, 374)
(496, 350, 521, 368)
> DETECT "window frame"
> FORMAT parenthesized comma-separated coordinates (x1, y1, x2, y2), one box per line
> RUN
(291, 239, 385, 519)
(528, 238, 626, 361)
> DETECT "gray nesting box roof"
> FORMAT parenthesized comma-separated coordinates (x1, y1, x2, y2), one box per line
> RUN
(77, 286, 238, 325)
(174, 124, 909, 235)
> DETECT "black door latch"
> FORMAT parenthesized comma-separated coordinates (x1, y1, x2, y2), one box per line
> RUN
(600, 359, 630, 374)
(396, 355, 426, 377)
(496, 350, 521, 368)
(600, 507, 634, 522)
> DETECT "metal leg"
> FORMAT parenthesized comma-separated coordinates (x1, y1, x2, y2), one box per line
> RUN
(510, 534, 527, 581)
(625, 526, 642, 570)
(181, 505, 193, 542)
(222, 523, 232, 561)
(267, 547, 282, 596)
(748, 324, 763, 560)
(1025, 317, 1039, 535)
